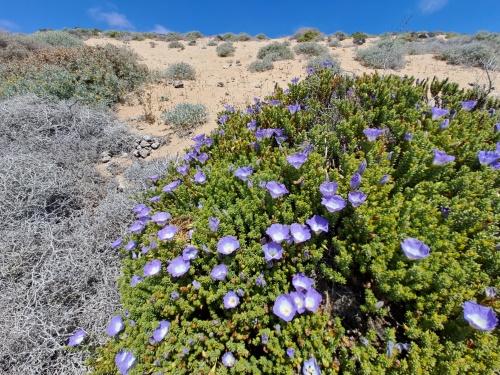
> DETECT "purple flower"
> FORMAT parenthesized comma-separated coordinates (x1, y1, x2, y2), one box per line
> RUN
(440, 207, 451, 218)
(167, 257, 190, 277)
(247, 121, 257, 130)
(461, 100, 477, 111)
(224, 105, 235, 113)
(306, 68, 316, 74)
(323, 61, 332, 68)
(210, 264, 228, 280)
(130, 275, 143, 287)
(287, 103, 301, 114)
(144, 259, 162, 277)
(269, 99, 281, 106)
(152, 212, 171, 226)
(319, 181, 339, 197)
(489, 109, 495, 117)
(291, 77, 300, 84)
(304, 288, 322, 312)
(68, 329, 87, 346)
(153, 321, 170, 342)
(290, 223, 311, 243)
(290, 291, 306, 314)
(486, 286, 498, 298)
(358, 159, 367, 175)
(205, 137, 213, 147)
(194, 170, 207, 184)
(136, 207, 151, 220)
(463, 300, 498, 331)
(184, 150, 198, 162)
(306, 215, 329, 234)
(348, 191, 367, 207)
(266, 181, 289, 198)
(379, 175, 389, 185)
(222, 352, 236, 367)
(218, 115, 229, 124)
(111, 238, 123, 249)
(162, 180, 181, 193)
(405, 132, 413, 141)
(197, 153, 209, 164)
(478, 150, 500, 166)
(192, 280, 201, 290)
(440, 118, 450, 130)
(171, 291, 179, 300)
(223, 291, 240, 309)
(261, 333, 268, 344)
(234, 166, 253, 181)
(350, 173, 362, 189)
(266, 223, 290, 243)
(182, 246, 198, 261)
(286, 347, 295, 358)
(262, 241, 283, 261)
(106, 315, 124, 336)
(115, 350, 136, 375)
(128, 222, 145, 234)
(217, 235, 240, 255)
(363, 128, 384, 142)
(124, 240, 136, 251)
(246, 107, 255, 114)
(192, 133, 205, 143)
(158, 225, 178, 241)
(321, 195, 347, 212)
(256, 272, 266, 286)
(302, 358, 321, 375)
(293, 272, 315, 292)
(132, 203, 146, 213)
(433, 149, 455, 165)
(286, 152, 308, 169)
(209, 217, 220, 232)
(430, 106, 450, 120)
(177, 165, 189, 175)
(273, 294, 296, 322)
(149, 195, 161, 203)
(401, 238, 430, 260)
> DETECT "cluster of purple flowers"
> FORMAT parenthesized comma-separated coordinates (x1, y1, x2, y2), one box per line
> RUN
(478, 143, 500, 169)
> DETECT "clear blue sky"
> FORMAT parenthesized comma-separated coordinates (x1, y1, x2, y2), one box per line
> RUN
(1, 0, 498, 37)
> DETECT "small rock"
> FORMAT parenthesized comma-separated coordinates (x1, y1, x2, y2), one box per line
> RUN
(235, 60, 240, 64)
(133, 150, 140, 157)
(101, 155, 111, 163)
(217, 82, 224, 87)
(136, 145, 142, 150)
(120, 152, 129, 158)
(255, 84, 261, 88)
(188, 40, 196, 46)
(143, 134, 153, 142)
(137, 126, 145, 130)
(151, 143, 160, 149)
(100, 151, 111, 158)
(139, 149, 151, 158)
(173, 81, 184, 88)
(236, 63, 242, 66)
(223, 66, 228, 69)
(140, 140, 150, 148)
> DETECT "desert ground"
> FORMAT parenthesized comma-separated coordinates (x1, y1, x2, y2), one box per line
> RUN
(85, 36, 500, 158)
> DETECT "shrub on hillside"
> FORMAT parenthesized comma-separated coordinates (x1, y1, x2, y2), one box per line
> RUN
(334, 31, 347, 41)
(162, 103, 208, 129)
(0, 30, 51, 60)
(248, 59, 274, 72)
(162, 32, 183, 42)
(164, 62, 196, 80)
(305, 53, 341, 72)
(355, 37, 407, 70)
(234, 32, 252, 41)
(436, 41, 496, 68)
(206, 39, 218, 46)
(292, 27, 324, 42)
(28, 30, 84, 47)
(183, 31, 203, 40)
(255, 33, 269, 40)
(168, 40, 184, 49)
(351, 31, 368, 45)
(256, 41, 294, 61)
(216, 42, 236, 57)
(293, 42, 329, 56)
(328, 39, 340, 48)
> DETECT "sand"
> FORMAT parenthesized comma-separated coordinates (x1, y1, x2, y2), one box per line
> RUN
(85, 36, 499, 158)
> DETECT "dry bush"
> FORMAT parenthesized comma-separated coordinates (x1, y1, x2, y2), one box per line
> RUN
(0, 29, 51, 60)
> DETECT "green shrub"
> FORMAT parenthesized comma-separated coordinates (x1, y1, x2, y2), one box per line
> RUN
(248, 59, 274, 72)
(305, 54, 341, 72)
(216, 42, 236, 57)
(183, 31, 203, 40)
(293, 42, 328, 56)
(255, 33, 269, 40)
(218, 32, 236, 41)
(351, 31, 368, 45)
(86, 69, 500, 374)
(162, 32, 183, 42)
(168, 41, 184, 49)
(256, 42, 294, 61)
(131, 33, 145, 41)
(162, 103, 208, 129)
(164, 62, 196, 80)
(334, 31, 347, 41)
(292, 27, 323, 42)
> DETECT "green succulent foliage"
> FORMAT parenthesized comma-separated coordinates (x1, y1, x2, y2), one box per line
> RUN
(87, 69, 500, 374)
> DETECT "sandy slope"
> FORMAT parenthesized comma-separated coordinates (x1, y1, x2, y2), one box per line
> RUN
(85, 36, 499, 158)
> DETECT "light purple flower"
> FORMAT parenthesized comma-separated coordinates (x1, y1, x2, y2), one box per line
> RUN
(273, 294, 296, 322)
(209, 217, 220, 232)
(363, 128, 384, 142)
(348, 191, 367, 207)
(319, 181, 339, 197)
(323, 61, 332, 68)
(234, 166, 253, 181)
(217, 235, 240, 255)
(218, 115, 229, 124)
(433, 149, 455, 165)
(224, 105, 235, 113)
(302, 358, 321, 375)
(149, 195, 161, 203)
(144, 259, 162, 277)
(222, 352, 236, 367)
(124, 240, 136, 251)
(287, 103, 301, 114)
(256, 272, 266, 286)
(192, 133, 205, 143)
(177, 165, 189, 175)
(306, 68, 316, 74)
(350, 173, 362, 189)
(304, 288, 322, 312)
(463, 300, 498, 331)
(286, 347, 295, 358)
(128, 221, 145, 234)
(266, 223, 290, 243)
(136, 207, 151, 220)
(246, 107, 255, 114)
(153, 321, 170, 342)
(486, 286, 498, 298)
(440, 118, 450, 130)
(130, 275, 142, 287)
(358, 159, 367, 175)
(269, 99, 281, 105)
(210, 264, 228, 280)
(290, 291, 306, 314)
(197, 153, 209, 164)
(293, 272, 315, 292)
(266, 181, 289, 198)
(379, 175, 389, 185)
(158, 225, 178, 241)
(111, 238, 123, 249)
(478, 150, 500, 166)
(167, 257, 190, 277)
(261, 333, 268, 344)
(237, 288, 245, 297)
(430, 106, 450, 120)
(162, 180, 181, 193)
(405, 132, 413, 141)
(152, 212, 171, 226)
(106, 315, 124, 336)
(291, 77, 300, 84)
(68, 329, 87, 346)
(321, 195, 347, 212)
(247, 120, 257, 130)
(182, 246, 198, 261)
(192, 280, 201, 290)
(290, 223, 311, 243)
(401, 238, 430, 260)
(184, 150, 198, 162)
(286, 152, 308, 169)
(132, 203, 146, 213)
(262, 241, 283, 261)
(223, 291, 240, 309)
(306, 215, 329, 234)
(171, 291, 179, 300)
(194, 170, 207, 184)
(115, 350, 136, 375)
(461, 100, 477, 111)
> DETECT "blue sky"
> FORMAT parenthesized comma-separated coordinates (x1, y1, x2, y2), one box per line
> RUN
(1, 0, 498, 37)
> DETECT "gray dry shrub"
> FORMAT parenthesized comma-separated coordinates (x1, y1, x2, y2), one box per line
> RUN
(28, 30, 83, 48)
(328, 39, 341, 48)
(183, 31, 203, 40)
(293, 42, 328, 56)
(163, 103, 208, 129)
(164, 62, 196, 80)
(248, 59, 274, 72)
(355, 37, 407, 70)
(168, 40, 184, 49)
(0, 94, 147, 374)
(256, 42, 294, 61)
(0, 30, 51, 60)
(255, 33, 268, 40)
(436, 41, 497, 67)
(305, 53, 341, 72)
(162, 32, 183, 42)
(234, 32, 252, 41)
(216, 42, 236, 57)
(207, 39, 218, 46)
